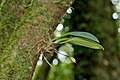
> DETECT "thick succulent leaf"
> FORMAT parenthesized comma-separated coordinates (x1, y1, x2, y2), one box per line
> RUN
(54, 38, 68, 44)
(32, 65, 41, 80)
(69, 57, 76, 63)
(66, 37, 104, 50)
(63, 31, 99, 43)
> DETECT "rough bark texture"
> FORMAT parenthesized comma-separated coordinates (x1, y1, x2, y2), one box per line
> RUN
(0, 0, 74, 79)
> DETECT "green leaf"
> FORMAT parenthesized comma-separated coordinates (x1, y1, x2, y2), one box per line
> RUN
(66, 37, 104, 50)
(32, 64, 41, 80)
(54, 38, 68, 44)
(69, 57, 76, 63)
(63, 31, 99, 43)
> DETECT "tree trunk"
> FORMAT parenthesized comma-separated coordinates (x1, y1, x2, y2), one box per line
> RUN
(0, 0, 74, 79)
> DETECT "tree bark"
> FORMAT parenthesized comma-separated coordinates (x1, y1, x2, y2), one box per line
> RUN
(0, 0, 74, 80)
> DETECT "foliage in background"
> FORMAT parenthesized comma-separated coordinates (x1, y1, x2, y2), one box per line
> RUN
(69, 0, 120, 80)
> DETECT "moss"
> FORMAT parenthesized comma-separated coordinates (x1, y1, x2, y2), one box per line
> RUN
(0, 0, 73, 79)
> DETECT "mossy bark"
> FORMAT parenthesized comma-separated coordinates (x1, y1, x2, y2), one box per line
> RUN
(0, 0, 74, 79)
